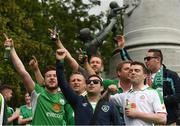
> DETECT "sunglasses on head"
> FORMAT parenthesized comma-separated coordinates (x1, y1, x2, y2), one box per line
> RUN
(86, 79, 101, 85)
(144, 56, 158, 61)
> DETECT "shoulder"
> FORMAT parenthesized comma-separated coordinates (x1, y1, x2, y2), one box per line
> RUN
(20, 105, 26, 109)
(163, 67, 179, 77)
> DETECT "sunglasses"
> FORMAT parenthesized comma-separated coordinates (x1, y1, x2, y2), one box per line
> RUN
(86, 79, 101, 85)
(144, 56, 158, 61)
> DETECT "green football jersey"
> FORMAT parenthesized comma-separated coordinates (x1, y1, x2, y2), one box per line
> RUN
(6, 106, 14, 125)
(64, 103, 74, 125)
(31, 88, 67, 125)
(19, 105, 32, 125)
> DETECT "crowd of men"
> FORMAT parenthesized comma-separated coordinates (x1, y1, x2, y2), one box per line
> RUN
(0, 30, 180, 125)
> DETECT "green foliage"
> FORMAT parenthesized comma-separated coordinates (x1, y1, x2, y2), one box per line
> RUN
(0, 0, 123, 108)
(0, 0, 106, 107)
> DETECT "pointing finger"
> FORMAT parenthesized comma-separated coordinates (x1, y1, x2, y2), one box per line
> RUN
(3, 33, 8, 40)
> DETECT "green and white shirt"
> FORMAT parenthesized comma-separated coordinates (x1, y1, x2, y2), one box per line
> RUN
(110, 85, 166, 126)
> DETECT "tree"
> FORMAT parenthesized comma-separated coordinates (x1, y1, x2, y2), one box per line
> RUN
(0, 0, 106, 107)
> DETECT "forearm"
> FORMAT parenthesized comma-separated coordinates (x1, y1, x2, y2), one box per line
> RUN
(56, 39, 65, 49)
(18, 117, 32, 125)
(135, 112, 166, 124)
(56, 60, 79, 105)
(65, 52, 79, 72)
(8, 115, 18, 123)
(119, 48, 132, 61)
(84, 61, 96, 75)
(10, 48, 34, 92)
(34, 69, 45, 85)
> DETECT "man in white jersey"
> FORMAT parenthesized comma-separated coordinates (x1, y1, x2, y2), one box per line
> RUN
(108, 61, 167, 125)
(3, 33, 68, 125)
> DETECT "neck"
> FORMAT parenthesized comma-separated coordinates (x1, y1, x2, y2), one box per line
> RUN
(87, 93, 101, 102)
(26, 103, 31, 107)
(77, 90, 86, 96)
(132, 82, 145, 90)
(151, 65, 161, 74)
(46, 88, 58, 94)
(119, 80, 131, 92)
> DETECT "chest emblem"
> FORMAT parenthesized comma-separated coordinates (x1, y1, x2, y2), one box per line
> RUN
(101, 105, 110, 112)
(53, 103, 60, 112)
(82, 103, 88, 107)
(140, 95, 145, 100)
(59, 99, 65, 105)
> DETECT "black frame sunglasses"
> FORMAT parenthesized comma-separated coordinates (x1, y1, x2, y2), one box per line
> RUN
(86, 79, 101, 85)
(144, 56, 158, 61)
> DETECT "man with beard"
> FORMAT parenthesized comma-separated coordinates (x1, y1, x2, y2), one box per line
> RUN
(3, 34, 68, 125)
(108, 61, 167, 125)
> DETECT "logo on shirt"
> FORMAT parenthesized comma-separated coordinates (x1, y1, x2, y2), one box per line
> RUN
(53, 103, 60, 112)
(101, 105, 109, 112)
(59, 99, 65, 105)
(82, 103, 88, 107)
(140, 95, 145, 100)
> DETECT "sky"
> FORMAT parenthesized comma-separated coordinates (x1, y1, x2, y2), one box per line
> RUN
(86, 0, 123, 15)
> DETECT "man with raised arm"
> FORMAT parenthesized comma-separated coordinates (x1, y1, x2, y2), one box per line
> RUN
(56, 48, 121, 125)
(3, 33, 68, 125)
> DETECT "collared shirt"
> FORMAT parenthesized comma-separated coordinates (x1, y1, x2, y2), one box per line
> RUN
(110, 85, 167, 126)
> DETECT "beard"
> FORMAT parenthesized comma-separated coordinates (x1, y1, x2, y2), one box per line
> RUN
(130, 78, 139, 84)
(45, 84, 58, 90)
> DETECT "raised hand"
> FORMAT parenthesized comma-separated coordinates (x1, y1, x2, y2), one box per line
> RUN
(116, 35, 125, 49)
(78, 48, 88, 64)
(29, 56, 39, 71)
(3, 33, 14, 48)
(56, 49, 67, 60)
(108, 84, 118, 94)
(48, 27, 59, 41)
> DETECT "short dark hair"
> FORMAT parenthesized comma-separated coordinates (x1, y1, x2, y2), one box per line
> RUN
(87, 74, 103, 85)
(70, 71, 83, 76)
(44, 65, 56, 74)
(148, 49, 163, 64)
(130, 61, 148, 74)
(69, 71, 85, 80)
(116, 61, 132, 72)
(0, 85, 12, 93)
(90, 54, 103, 64)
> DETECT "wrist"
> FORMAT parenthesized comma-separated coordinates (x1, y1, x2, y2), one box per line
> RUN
(59, 59, 64, 64)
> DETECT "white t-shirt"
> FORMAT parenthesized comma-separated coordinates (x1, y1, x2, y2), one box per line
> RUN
(110, 85, 166, 126)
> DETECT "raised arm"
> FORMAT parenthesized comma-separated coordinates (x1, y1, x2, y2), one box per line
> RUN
(116, 35, 132, 61)
(3, 33, 35, 93)
(49, 28, 79, 72)
(78, 48, 95, 75)
(56, 49, 80, 107)
(29, 56, 44, 85)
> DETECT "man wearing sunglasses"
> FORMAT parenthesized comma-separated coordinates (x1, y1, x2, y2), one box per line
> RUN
(56, 49, 121, 125)
(117, 38, 180, 124)
(144, 49, 180, 125)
